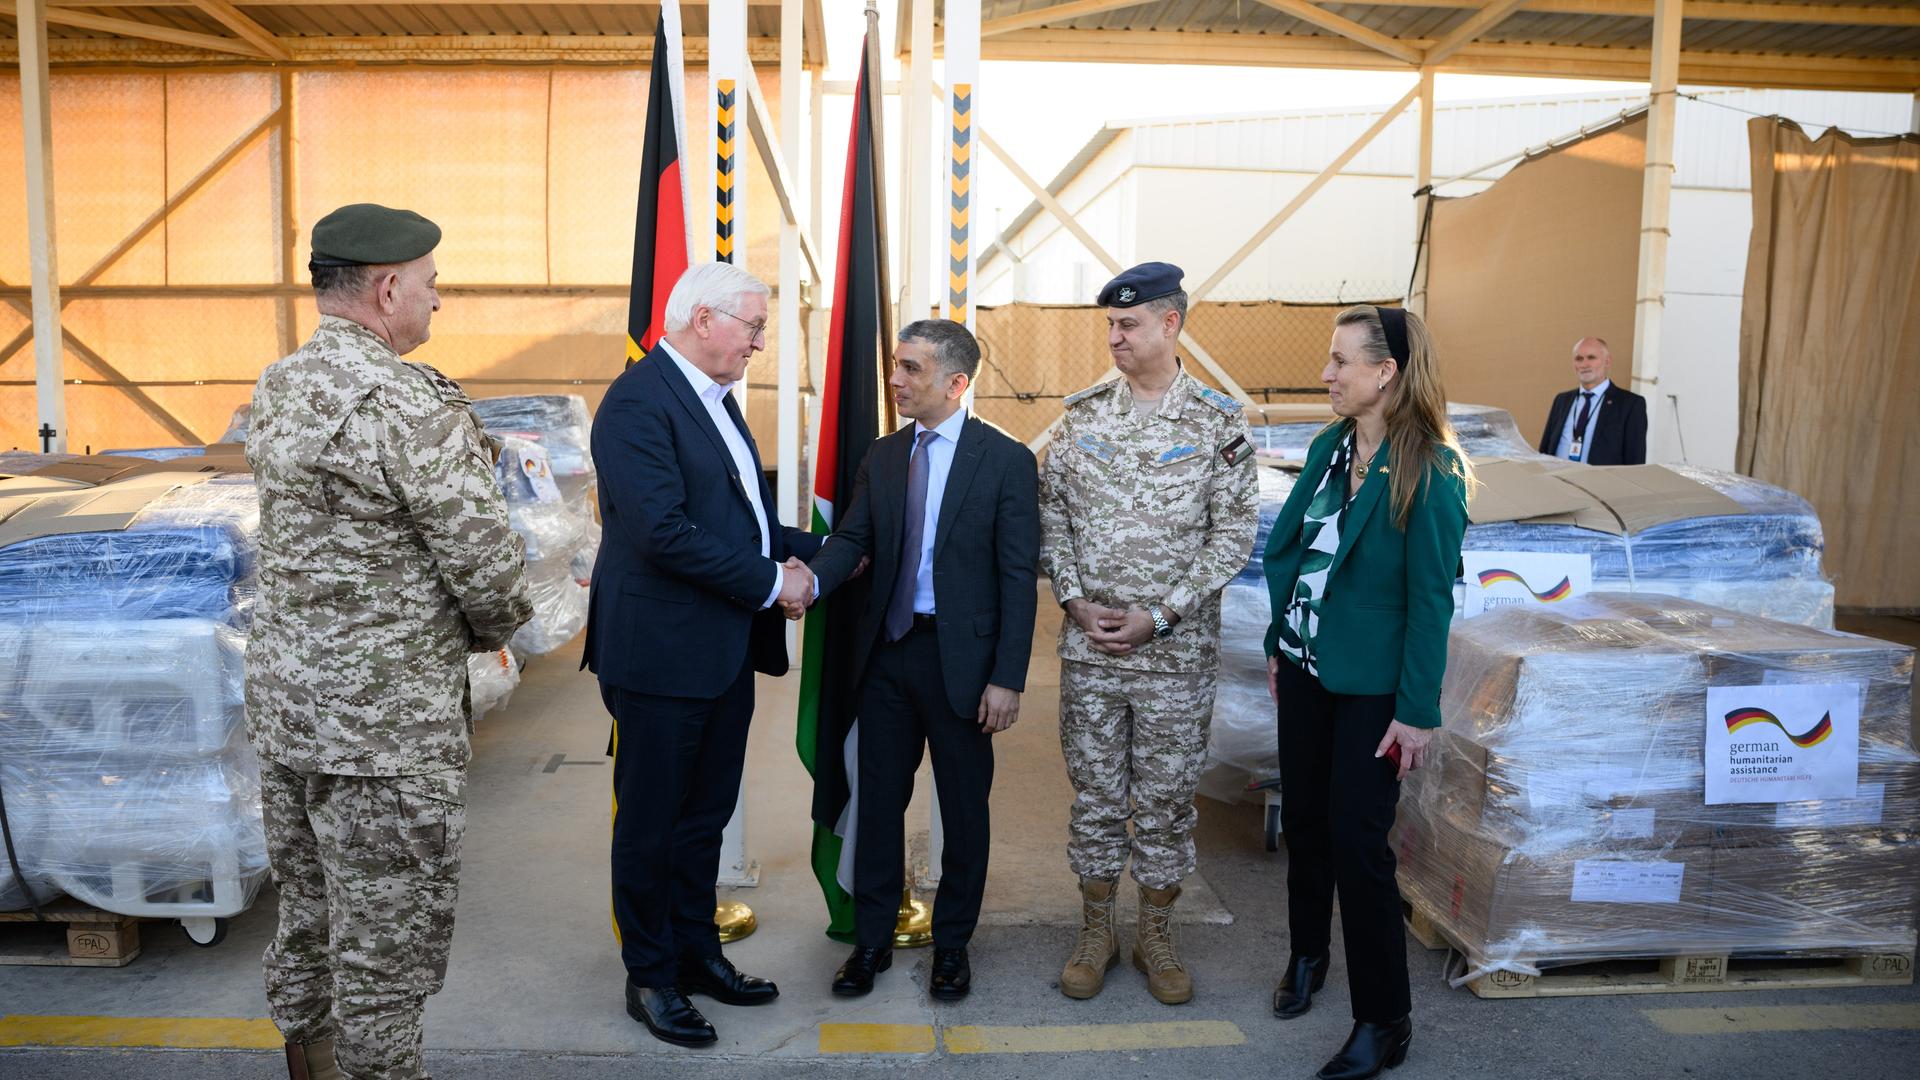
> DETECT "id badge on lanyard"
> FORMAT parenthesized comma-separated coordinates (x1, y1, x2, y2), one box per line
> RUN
(1569, 439, 1583, 463)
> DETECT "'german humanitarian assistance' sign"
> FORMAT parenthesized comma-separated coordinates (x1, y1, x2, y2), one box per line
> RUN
(1704, 683, 1859, 805)
(1460, 551, 1592, 618)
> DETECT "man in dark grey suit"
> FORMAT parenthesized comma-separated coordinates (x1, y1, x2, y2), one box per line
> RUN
(806, 319, 1040, 1002)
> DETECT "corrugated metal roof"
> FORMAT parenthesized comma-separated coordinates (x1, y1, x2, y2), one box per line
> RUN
(958, 0, 1920, 60)
(6, 2, 827, 64)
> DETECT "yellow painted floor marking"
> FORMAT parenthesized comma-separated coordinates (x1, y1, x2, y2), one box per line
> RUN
(1646, 1003, 1920, 1035)
(944, 1019, 1246, 1055)
(818, 1022, 935, 1054)
(0, 1014, 283, 1049)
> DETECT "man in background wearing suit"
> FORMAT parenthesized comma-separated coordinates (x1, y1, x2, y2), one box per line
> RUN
(1538, 336, 1648, 465)
(806, 319, 1040, 1002)
(582, 262, 822, 1047)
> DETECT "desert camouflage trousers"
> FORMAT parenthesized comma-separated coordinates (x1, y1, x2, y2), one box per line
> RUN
(260, 760, 465, 1080)
(1058, 661, 1216, 891)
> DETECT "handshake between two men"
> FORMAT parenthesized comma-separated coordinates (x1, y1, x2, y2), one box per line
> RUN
(771, 552, 869, 620)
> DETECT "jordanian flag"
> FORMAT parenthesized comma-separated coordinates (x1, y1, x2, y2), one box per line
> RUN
(625, 0, 690, 365)
(796, 24, 894, 943)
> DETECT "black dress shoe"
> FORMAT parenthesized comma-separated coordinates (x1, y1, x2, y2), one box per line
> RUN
(677, 954, 780, 1006)
(1315, 1016, 1413, 1080)
(832, 946, 893, 996)
(1271, 952, 1330, 1019)
(929, 947, 971, 1001)
(625, 981, 718, 1048)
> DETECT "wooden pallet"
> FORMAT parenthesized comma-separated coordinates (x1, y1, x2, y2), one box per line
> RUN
(0, 899, 142, 967)
(1404, 900, 1914, 999)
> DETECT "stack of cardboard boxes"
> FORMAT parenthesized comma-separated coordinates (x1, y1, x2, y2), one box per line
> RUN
(1395, 594, 1919, 970)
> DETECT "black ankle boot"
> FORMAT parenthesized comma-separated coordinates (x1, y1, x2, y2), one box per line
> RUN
(1271, 952, 1330, 1019)
(1315, 1016, 1412, 1080)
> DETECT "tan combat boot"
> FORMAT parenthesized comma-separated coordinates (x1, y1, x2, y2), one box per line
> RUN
(1131, 883, 1193, 1004)
(1059, 877, 1120, 999)
(284, 1038, 344, 1080)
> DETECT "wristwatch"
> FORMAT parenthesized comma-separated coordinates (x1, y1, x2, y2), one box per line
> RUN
(1147, 604, 1174, 639)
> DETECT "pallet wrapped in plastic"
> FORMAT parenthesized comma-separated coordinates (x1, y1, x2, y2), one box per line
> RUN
(1394, 593, 1919, 979)
(492, 435, 593, 655)
(0, 616, 267, 917)
(1203, 465, 1295, 803)
(0, 478, 269, 918)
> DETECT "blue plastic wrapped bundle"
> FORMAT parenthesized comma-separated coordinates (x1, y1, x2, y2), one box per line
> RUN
(0, 479, 260, 627)
(101, 447, 209, 462)
(1627, 464, 1826, 584)
(472, 394, 597, 507)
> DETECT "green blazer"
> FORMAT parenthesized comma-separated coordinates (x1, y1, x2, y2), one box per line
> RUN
(1261, 422, 1468, 729)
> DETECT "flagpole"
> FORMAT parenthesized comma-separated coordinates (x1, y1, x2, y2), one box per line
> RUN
(864, 2, 898, 433)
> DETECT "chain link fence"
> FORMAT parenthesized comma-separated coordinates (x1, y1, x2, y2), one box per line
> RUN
(971, 284, 1402, 445)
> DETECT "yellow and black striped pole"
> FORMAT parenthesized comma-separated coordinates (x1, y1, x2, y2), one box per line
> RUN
(948, 83, 972, 324)
(715, 79, 737, 262)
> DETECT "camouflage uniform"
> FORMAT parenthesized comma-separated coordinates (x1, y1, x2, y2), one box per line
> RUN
(246, 314, 532, 1080)
(1040, 369, 1258, 889)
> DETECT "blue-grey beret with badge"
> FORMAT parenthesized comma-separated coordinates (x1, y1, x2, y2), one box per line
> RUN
(1096, 261, 1185, 308)
(308, 203, 442, 270)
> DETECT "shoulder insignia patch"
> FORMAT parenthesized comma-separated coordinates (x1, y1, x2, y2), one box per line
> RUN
(1063, 380, 1120, 408)
(1219, 434, 1254, 466)
(1192, 384, 1243, 417)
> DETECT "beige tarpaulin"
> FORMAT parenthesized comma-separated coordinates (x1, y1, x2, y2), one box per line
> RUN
(1737, 118, 1920, 613)
(1420, 115, 1645, 447)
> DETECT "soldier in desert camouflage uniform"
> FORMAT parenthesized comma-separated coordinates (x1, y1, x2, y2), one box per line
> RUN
(1039, 263, 1259, 1006)
(245, 203, 533, 1080)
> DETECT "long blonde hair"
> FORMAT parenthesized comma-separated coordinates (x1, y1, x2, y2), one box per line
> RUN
(1333, 304, 1474, 530)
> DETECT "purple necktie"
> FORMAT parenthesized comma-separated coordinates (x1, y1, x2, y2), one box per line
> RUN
(884, 429, 939, 642)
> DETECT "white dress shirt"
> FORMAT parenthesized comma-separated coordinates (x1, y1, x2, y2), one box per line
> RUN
(1556, 378, 1610, 462)
(660, 340, 783, 609)
(906, 407, 967, 616)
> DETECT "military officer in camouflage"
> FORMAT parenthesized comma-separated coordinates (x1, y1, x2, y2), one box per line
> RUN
(246, 203, 533, 1080)
(1039, 262, 1259, 1006)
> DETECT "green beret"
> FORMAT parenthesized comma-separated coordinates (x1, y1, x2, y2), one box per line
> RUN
(309, 203, 441, 268)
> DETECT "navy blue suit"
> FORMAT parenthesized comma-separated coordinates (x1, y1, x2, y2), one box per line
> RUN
(583, 344, 821, 987)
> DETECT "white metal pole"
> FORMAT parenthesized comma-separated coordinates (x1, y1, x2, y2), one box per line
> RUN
(19, 0, 66, 454)
(708, 0, 757, 895)
(1631, 0, 1682, 459)
(905, 0, 934, 329)
(779, 0, 803, 658)
(944, 0, 979, 333)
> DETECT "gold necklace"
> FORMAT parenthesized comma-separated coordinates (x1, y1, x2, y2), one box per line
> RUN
(1352, 436, 1378, 479)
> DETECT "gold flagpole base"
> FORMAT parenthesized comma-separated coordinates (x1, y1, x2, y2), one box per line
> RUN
(892, 885, 933, 949)
(715, 901, 757, 943)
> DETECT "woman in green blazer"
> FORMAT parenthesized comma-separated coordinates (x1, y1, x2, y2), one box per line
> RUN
(1261, 305, 1470, 1080)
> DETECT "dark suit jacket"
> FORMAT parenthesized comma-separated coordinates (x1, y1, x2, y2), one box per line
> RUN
(809, 414, 1040, 718)
(1537, 383, 1648, 466)
(582, 344, 822, 698)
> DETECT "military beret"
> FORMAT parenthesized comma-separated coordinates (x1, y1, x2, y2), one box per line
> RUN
(1096, 261, 1185, 308)
(309, 203, 442, 268)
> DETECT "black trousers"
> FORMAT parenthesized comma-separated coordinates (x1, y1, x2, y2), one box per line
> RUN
(1274, 658, 1412, 1023)
(601, 659, 754, 988)
(853, 622, 995, 950)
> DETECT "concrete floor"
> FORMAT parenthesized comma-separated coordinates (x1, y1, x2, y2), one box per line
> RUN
(3, 596, 1918, 1079)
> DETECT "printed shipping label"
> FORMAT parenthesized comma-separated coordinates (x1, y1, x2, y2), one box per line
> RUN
(1570, 860, 1685, 904)
(1774, 783, 1885, 829)
(1603, 807, 1657, 840)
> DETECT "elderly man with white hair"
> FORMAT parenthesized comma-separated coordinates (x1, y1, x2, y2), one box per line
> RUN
(582, 261, 823, 1047)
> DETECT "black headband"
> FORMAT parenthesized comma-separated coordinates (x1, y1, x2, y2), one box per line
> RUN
(1376, 306, 1410, 366)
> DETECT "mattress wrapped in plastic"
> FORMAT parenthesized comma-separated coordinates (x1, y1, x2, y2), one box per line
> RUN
(0, 478, 260, 627)
(487, 422, 596, 656)
(1394, 594, 1919, 979)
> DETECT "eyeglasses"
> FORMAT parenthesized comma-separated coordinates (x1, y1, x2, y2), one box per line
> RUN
(713, 307, 768, 342)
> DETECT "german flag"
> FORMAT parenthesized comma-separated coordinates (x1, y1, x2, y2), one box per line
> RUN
(795, 13, 896, 943)
(625, 1, 690, 364)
